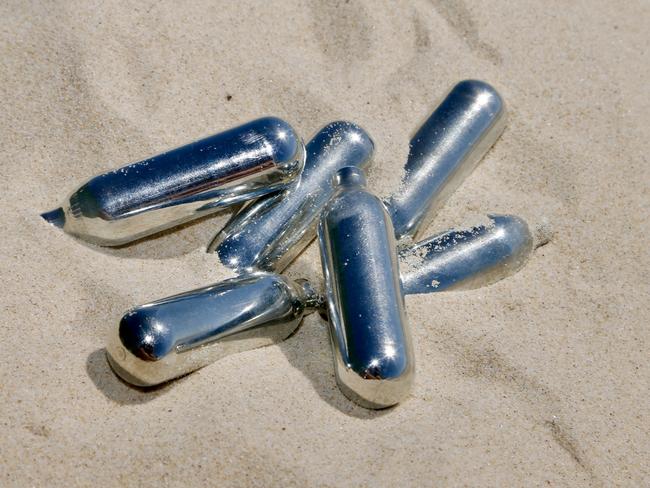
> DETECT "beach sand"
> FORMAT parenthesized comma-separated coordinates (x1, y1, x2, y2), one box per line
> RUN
(1, 1, 648, 486)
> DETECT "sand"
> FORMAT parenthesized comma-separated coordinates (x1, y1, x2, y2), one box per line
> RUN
(1, 1, 648, 486)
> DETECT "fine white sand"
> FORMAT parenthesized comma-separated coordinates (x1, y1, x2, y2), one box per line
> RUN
(1, 1, 648, 486)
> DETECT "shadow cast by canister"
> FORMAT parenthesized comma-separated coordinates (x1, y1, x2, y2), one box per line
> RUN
(86, 348, 181, 405)
(278, 314, 394, 419)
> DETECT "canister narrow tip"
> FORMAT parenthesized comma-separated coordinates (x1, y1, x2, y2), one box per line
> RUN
(40, 207, 65, 228)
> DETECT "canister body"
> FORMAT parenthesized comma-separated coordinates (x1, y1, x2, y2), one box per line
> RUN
(42, 117, 304, 246)
(386, 80, 506, 240)
(210, 121, 373, 272)
(106, 273, 321, 386)
(318, 167, 414, 408)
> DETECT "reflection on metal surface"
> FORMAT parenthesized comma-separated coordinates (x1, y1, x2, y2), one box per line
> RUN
(106, 273, 322, 386)
(106, 215, 534, 389)
(318, 167, 414, 409)
(399, 215, 534, 294)
(386, 80, 507, 240)
(209, 121, 374, 272)
(42, 117, 304, 246)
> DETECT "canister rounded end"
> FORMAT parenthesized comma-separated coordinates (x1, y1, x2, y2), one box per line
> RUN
(258, 116, 304, 169)
(336, 357, 415, 409)
(334, 166, 367, 187)
(118, 309, 176, 362)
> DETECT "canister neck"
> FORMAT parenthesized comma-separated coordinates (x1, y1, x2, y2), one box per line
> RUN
(294, 279, 326, 313)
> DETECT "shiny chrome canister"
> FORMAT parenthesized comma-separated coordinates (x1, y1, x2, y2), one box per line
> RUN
(42, 117, 304, 246)
(386, 80, 507, 239)
(106, 272, 322, 386)
(399, 214, 534, 294)
(318, 166, 414, 409)
(209, 121, 373, 272)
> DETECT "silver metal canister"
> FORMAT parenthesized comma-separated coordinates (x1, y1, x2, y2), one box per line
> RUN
(386, 80, 507, 240)
(399, 214, 534, 294)
(106, 273, 322, 387)
(318, 166, 414, 409)
(42, 117, 304, 246)
(209, 121, 373, 272)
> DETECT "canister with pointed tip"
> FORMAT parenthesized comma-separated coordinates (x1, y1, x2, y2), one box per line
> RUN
(386, 80, 507, 240)
(209, 121, 374, 272)
(106, 272, 323, 387)
(42, 117, 304, 246)
(318, 166, 414, 409)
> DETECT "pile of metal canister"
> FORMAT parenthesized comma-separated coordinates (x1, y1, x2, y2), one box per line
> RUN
(43, 80, 535, 409)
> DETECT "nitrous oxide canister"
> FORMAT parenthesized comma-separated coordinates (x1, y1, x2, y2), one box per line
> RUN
(318, 166, 414, 408)
(106, 273, 322, 386)
(42, 117, 304, 246)
(386, 80, 506, 239)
